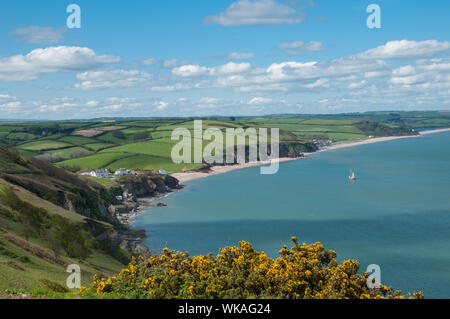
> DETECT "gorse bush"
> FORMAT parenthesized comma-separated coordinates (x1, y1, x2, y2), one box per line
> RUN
(86, 238, 423, 299)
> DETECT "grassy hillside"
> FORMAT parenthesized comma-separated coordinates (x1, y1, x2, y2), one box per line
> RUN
(0, 146, 179, 297)
(0, 179, 127, 296)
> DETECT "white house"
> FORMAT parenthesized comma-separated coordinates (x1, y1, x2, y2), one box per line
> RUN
(90, 169, 111, 178)
(114, 168, 131, 177)
(122, 190, 133, 199)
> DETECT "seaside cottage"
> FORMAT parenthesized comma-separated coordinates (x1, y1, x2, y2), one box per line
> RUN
(90, 169, 111, 178)
(122, 191, 133, 199)
(115, 168, 132, 177)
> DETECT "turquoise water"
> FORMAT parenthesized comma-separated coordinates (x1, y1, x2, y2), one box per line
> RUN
(134, 132, 450, 298)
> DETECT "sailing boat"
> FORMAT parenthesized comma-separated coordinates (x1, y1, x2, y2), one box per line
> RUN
(349, 170, 357, 181)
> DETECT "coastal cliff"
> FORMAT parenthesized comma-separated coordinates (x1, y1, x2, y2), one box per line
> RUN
(118, 173, 181, 198)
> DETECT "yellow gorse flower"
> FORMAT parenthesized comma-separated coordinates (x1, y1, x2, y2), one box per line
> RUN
(86, 238, 423, 299)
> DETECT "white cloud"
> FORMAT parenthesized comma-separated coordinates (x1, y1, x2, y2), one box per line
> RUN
(0, 101, 21, 112)
(228, 52, 255, 60)
(165, 54, 388, 94)
(203, 0, 305, 26)
(142, 58, 157, 65)
(149, 83, 192, 92)
(304, 78, 329, 88)
(392, 65, 416, 76)
(35, 97, 77, 112)
(172, 62, 252, 77)
(0, 46, 120, 82)
(172, 64, 210, 77)
(357, 40, 450, 59)
(390, 74, 428, 85)
(388, 58, 450, 90)
(278, 41, 325, 55)
(348, 80, 367, 89)
(101, 97, 142, 111)
(0, 94, 17, 103)
(5, 38, 448, 118)
(74, 69, 151, 90)
(263, 58, 387, 83)
(147, 39, 448, 98)
(163, 59, 179, 68)
(304, 41, 325, 51)
(0, 94, 21, 112)
(12, 26, 66, 44)
(212, 62, 252, 75)
(198, 97, 222, 108)
(155, 101, 169, 110)
(364, 71, 388, 78)
(416, 58, 450, 72)
(85, 100, 100, 107)
(248, 97, 273, 105)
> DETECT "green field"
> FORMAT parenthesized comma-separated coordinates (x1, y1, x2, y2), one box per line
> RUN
(19, 140, 73, 151)
(58, 152, 132, 169)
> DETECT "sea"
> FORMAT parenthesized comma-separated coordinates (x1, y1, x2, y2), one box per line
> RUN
(134, 131, 450, 298)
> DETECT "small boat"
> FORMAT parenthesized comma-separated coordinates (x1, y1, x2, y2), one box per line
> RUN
(349, 171, 357, 181)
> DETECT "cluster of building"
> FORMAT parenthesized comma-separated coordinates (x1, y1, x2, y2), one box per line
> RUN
(312, 139, 334, 149)
(80, 168, 168, 203)
(81, 168, 132, 178)
(115, 190, 133, 202)
(81, 168, 167, 178)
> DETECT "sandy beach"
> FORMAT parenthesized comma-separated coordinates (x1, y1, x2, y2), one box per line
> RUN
(172, 128, 450, 183)
(172, 157, 298, 183)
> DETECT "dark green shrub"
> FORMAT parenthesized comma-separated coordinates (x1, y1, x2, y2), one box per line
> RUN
(39, 279, 69, 293)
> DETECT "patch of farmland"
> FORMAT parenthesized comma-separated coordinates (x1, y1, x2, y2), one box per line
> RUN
(101, 137, 205, 159)
(47, 146, 92, 159)
(106, 154, 204, 173)
(72, 126, 127, 137)
(83, 143, 116, 151)
(5, 132, 38, 141)
(58, 135, 97, 145)
(56, 152, 133, 170)
(19, 140, 72, 151)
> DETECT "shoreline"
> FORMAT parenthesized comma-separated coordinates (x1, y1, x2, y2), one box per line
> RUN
(119, 191, 180, 226)
(171, 157, 299, 183)
(171, 127, 450, 183)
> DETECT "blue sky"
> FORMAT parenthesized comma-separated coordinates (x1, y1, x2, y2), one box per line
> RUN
(0, 0, 449, 119)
